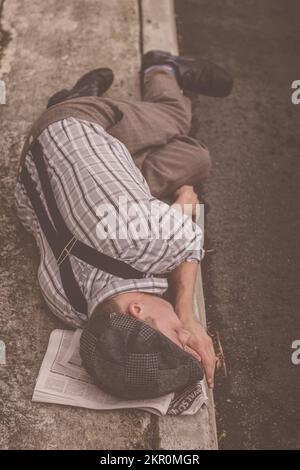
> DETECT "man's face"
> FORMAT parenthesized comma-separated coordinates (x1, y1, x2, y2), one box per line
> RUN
(129, 294, 201, 362)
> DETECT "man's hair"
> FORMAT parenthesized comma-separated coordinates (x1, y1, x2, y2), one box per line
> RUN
(94, 297, 157, 329)
(93, 297, 123, 318)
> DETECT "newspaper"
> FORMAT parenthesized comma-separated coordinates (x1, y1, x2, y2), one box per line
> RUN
(32, 329, 208, 416)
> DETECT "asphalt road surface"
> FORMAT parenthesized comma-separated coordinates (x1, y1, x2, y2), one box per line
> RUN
(175, 0, 300, 450)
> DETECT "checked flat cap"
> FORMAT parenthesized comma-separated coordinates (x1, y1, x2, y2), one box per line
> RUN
(80, 311, 203, 400)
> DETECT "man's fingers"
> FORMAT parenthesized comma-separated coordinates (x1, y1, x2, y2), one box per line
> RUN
(202, 348, 217, 388)
(187, 334, 216, 388)
(185, 344, 202, 362)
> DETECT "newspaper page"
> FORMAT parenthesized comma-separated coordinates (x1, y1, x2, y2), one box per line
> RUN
(32, 329, 207, 416)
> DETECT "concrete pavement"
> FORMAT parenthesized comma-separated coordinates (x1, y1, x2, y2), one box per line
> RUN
(0, 0, 216, 449)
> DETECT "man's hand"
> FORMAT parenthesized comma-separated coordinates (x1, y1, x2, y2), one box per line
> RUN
(180, 317, 217, 389)
(172, 185, 199, 221)
(168, 261, 216, 386)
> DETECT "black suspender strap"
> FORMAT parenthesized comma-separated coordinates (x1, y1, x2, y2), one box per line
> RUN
(21, 165, 89, 314)
(20, 139, 164, 315)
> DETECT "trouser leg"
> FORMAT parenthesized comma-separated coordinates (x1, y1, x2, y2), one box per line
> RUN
(101, 68, 194, 157)
(130, 69, 211, 198)
(138, 135, 211, 200)
(103, 69, 211, 198)
(141, 68, 192, 135)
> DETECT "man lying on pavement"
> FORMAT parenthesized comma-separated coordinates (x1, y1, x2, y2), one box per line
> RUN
(15, 50, 233, 399)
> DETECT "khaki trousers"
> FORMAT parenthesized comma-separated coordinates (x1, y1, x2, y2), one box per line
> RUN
(97, 68, 211, 199)
(22, 69, 211, 200)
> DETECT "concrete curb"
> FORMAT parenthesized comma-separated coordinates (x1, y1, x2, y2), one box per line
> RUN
(0, 0, 217, 450)
(141, 0, 178, 55)
(141, 0, 218, 450)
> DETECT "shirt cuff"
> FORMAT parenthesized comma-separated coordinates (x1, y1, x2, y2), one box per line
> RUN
(184, 247, 205, 263)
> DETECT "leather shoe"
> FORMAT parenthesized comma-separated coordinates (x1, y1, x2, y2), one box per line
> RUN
(47, 68, 114, 108)
(141, 50, 233, 97)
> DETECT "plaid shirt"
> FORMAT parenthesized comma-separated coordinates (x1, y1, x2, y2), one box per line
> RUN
(15, 118, 203, 327)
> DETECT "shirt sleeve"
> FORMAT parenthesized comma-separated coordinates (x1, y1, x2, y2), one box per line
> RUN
(154, 199, 205, 269)
(120, 197, 204, 274)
